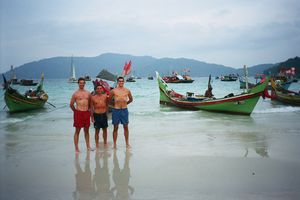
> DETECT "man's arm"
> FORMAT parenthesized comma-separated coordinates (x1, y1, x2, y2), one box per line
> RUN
(106, 95, 109, 114)
(88, 93, 92, 112)
(90, 96, 95, 122)
(127, 90, 133, 105)
(70, 94, 76, 112)
(108, 90, 114, 105)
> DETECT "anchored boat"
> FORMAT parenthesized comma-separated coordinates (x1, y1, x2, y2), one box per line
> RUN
(2, 74, 48, 112)
(156, 72, 269, 115)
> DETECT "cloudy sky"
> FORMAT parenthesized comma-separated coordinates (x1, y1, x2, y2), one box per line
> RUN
(1, 0, 300, 72)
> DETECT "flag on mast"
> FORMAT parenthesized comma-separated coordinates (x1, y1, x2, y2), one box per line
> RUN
(122, 60, 132, 76)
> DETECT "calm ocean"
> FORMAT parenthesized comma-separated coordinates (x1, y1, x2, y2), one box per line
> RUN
(1, 77, 300, 199)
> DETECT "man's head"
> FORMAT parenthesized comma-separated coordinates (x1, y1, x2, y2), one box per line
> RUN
(95, 84, 104, 94)
(117, 76, 125, 87)
(78, 77, 86, 89)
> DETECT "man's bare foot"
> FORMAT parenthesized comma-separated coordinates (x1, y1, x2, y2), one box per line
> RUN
(126, 144, 131, 149)
(75, 149, 80, 154)
(87, 147, 95, 151)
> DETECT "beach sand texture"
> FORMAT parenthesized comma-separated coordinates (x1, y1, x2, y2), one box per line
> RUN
(1, 78, 300, 200)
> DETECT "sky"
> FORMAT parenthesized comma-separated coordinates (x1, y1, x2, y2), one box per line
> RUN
(1, 0, 300, 73)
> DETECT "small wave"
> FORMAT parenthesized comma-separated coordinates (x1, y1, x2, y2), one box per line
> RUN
(254, 106, 300, 114)
(0, 117, 30, 124)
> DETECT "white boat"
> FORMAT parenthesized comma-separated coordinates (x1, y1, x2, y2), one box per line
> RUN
(68, 57, 77, 83)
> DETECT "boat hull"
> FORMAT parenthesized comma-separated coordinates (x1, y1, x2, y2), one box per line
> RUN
(220, 75, 238, 81)
(165, 79, 194, 83)
(271, 79, 300, 106)
(157, 72, 268, 115)
(4, 88, 47, 112)
(275, 92, 300, 105)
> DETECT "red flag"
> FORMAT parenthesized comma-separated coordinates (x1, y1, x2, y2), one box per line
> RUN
(122, 60, 132, 76)
(99, 79, 110, 95)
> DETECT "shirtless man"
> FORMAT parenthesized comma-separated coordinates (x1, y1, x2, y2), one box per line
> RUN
(91, 84, 109, 148)
(108, 76, 133, 149)
(70, 77, 92, 153)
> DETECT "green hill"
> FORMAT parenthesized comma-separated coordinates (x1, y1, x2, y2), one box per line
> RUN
(263, 57, 300, 77)
(2, 53, 299, 80)
(3, 53, 237, 79)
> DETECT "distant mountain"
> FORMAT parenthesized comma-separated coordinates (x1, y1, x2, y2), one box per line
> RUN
(3, 53, 237, 79)
(2, 53, 299, 80)
(236, 64, 275, 76)
(262, 56, 300, 77)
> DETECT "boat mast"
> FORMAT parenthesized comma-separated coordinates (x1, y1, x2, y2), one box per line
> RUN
(244, 65, 249, 92)
(71, 56, 76, 79)
(10, 65, 17, 80)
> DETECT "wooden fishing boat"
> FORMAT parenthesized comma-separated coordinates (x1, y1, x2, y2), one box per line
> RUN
(162, 74, 194, 83)
(271, 79, 300, 106)
(156, 72, 269, 115)
(126, 76, 136, 82)
(84, 75, 91, 81)
(20, 79, 38, 86)
(220, 74, 238, 81)
(2, 74, 48, 112)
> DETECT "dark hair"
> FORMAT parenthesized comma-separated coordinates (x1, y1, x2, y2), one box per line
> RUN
(96, 84, 103, 89)
(78, 77, 85, 83)
(117, 76, 124, 82)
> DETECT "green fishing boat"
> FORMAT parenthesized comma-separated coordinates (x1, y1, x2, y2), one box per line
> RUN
(156, 72, 269, 115)
(3, 74, 48, 112)
(271, 78, 300, 106)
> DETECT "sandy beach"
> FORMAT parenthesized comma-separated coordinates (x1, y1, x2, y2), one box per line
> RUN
(1, 78, 300, 200)
(1, 110, 300, 200)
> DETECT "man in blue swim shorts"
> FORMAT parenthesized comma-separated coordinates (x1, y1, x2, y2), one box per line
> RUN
(108, 76, 133, 149)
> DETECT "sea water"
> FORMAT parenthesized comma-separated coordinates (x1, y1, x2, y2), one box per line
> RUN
(1, 77, 300, 200)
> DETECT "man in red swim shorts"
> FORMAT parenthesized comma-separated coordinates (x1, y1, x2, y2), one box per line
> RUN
(70, 77, 93, 153)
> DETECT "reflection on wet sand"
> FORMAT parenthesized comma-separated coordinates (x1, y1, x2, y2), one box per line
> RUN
(73, 151, 94, 200)
(94, 150, 113, 200)
(72, 149, 134, 200)
(111, 149, 134, 200)
(237, 132, 269, 158)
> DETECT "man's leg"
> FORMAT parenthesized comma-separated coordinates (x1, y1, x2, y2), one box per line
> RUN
(84, 127, 91, 150)
(123, 124, 130, 148)
(113, 124, 119, 149)
(95, 128, 100, 148)
(74, 127, 81, 153)
(103, 128, 108, 146)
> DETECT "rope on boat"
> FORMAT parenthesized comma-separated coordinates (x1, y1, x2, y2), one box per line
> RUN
(46, 101, 56, 108)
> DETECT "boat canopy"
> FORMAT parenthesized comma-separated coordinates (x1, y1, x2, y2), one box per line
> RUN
(176, 75, 184, 80)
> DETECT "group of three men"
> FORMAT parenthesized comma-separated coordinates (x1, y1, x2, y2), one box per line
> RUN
(70, 76, 133, 153)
